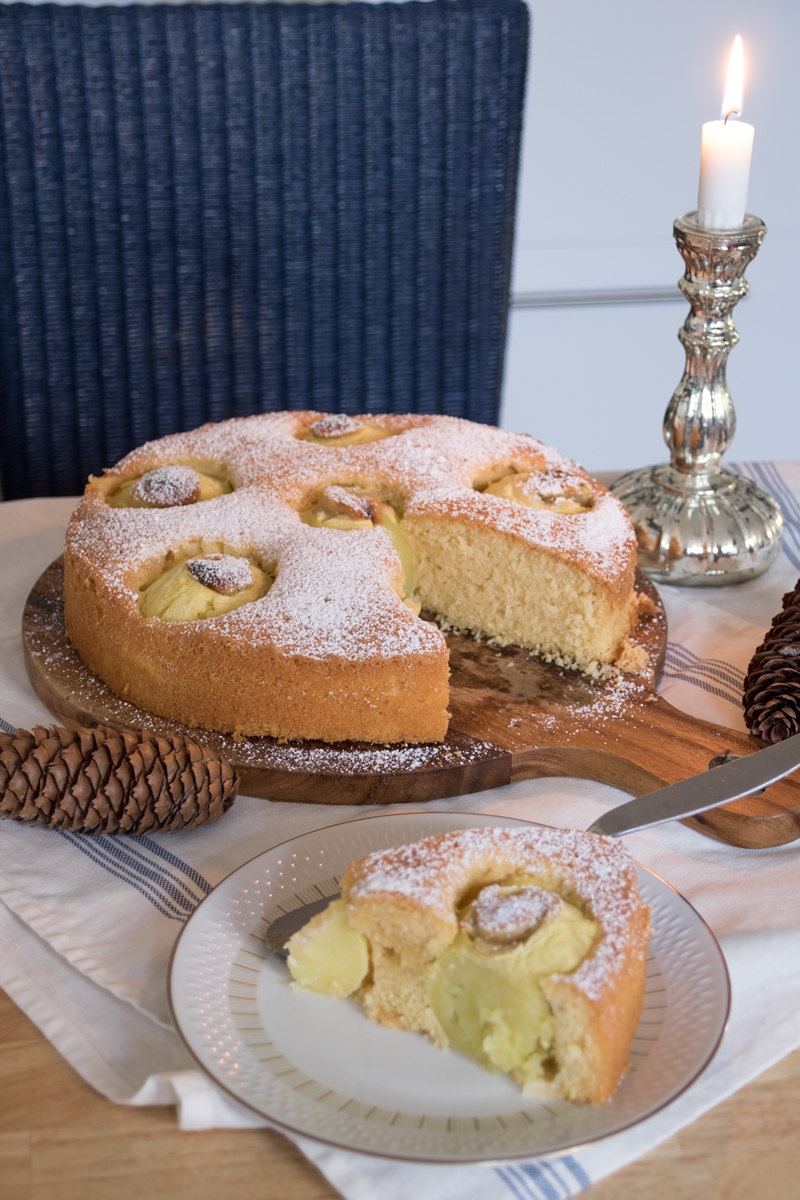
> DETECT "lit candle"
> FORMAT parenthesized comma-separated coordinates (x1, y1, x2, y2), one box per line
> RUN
(697, 36, 754, 230)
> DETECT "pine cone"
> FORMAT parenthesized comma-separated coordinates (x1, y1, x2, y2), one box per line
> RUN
(743, 581, 800, 742)
(0, 724, 239, 835)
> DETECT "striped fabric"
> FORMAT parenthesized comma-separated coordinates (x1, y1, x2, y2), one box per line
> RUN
(0, 0, 528, 499)
(736, 461, 800, 572)
(494, 1158, 591, 1198)
(661, 644, 745, 708)
(60, 831, 212, 919)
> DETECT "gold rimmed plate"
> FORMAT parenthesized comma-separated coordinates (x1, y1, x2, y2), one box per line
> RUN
(168, 811, 730, 1164)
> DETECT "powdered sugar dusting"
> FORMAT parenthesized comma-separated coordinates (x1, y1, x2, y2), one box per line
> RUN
(68, 484, 440, 661)
(512, 468, 593, 508)
(348, 826, 649, 1001)
(310, 414, 363, 438)
(68, 411, 635, 669)
(518, 467, 590, 496)
(319, 486, 376, 520)
(469, 884, 561, 944)
(130, 465, 201, 507)
(230, 736, 501, 773)
(187, 555, 255, 595)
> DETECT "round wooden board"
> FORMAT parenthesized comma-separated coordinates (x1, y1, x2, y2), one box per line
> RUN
(22, 559, 800, 847)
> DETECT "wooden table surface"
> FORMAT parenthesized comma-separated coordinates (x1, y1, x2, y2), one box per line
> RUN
(1, 986, 799, 1200)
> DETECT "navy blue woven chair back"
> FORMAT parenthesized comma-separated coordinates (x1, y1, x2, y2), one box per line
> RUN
(0, 0, 528, 498)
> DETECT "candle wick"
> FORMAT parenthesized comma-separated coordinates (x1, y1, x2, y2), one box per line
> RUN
(723, 109, 740, 125)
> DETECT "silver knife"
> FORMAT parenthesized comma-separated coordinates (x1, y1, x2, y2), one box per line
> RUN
(587, 731, 800, 836)
(265, 735, 800, 954)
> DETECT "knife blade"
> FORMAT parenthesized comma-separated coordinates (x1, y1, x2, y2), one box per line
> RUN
(587, 732, 800, 837)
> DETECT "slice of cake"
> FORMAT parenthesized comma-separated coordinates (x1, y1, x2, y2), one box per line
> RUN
(285, 826, 652, 1103)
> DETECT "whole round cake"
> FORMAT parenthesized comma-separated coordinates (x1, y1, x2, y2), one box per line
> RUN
(64, 412, 645, 744)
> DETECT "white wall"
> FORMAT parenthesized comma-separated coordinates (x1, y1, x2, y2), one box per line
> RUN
(501, 0, 800, 472)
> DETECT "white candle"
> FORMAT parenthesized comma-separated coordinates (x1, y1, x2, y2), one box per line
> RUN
(697, 36, 754, 230)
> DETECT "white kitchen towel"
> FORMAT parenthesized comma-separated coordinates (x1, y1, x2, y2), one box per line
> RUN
(658, 597, 760, 734)
(2, 463, 800, 1200)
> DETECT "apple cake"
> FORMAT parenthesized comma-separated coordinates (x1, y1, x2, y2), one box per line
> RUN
(63, 412, 644, 743)
(285, 826, 652, 1103)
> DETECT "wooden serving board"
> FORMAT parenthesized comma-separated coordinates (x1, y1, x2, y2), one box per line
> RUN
(22, 558, 800, 849)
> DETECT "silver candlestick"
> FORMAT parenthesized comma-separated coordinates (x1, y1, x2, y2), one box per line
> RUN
(610, 211, 783, 586)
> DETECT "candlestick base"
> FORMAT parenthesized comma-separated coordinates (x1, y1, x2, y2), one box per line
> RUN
(611, 463, 783, 586)
(610, 211, 783, 586)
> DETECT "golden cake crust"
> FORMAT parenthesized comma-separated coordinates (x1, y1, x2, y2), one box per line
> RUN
(341, 826, 652, 1103)
(64, 412, 639, 743)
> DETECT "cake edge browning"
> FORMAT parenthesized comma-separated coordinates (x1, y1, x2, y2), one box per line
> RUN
(540, 922, 649, 1103)
(64, 538, 450, 745)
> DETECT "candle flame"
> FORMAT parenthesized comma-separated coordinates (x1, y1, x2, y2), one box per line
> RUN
(721, 35, 744, 121)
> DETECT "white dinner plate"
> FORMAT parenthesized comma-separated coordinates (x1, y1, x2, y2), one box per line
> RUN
(168, 811, 730, 1164)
